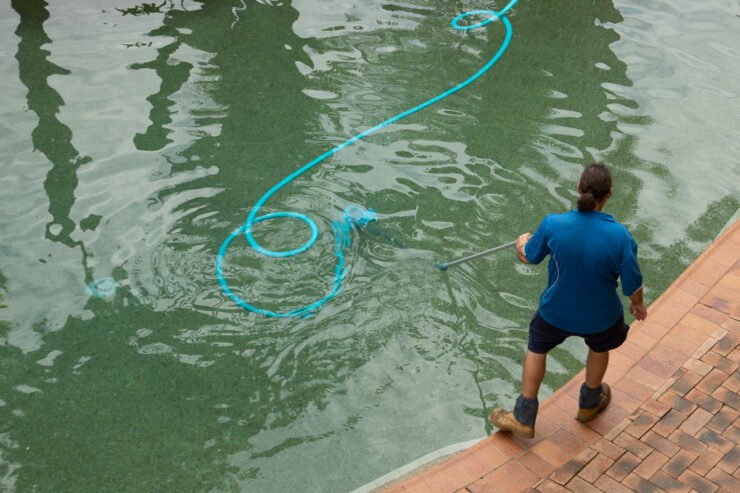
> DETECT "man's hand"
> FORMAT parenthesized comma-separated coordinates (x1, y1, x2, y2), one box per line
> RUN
(628, 286, 647, 321)
(630, 302, 647, 321)
(516, 232, 532, 264)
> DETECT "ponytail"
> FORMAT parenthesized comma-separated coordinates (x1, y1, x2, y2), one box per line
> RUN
(577, 192, 597, 213)
(577, 163, 612, 213)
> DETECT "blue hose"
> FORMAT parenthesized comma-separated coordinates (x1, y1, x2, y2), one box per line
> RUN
(216, 0, 520, 317)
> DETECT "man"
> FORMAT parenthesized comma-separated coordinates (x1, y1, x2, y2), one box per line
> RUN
(490, 163, 647, 438)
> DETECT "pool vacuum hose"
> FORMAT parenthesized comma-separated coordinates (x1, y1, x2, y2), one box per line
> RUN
(216, 0, 521, 317)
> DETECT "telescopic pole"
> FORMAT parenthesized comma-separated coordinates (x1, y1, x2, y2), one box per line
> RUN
(439, 240, 517, 270)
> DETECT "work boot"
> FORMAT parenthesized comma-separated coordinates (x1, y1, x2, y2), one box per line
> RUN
(576, 382, 611, 423)
(490, 395, 538, 438)
(489, 408, 535, 438)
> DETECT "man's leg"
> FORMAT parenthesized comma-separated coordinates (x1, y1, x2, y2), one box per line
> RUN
(577, 349, 611, 422)
(522, 350, 547, 399)
(585, 349, 608, 388)
(491, 311, 563, 438)
(490, 351, 547, 438)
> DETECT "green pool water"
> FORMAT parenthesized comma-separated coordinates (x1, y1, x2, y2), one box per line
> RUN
(0, 0, 738, 491)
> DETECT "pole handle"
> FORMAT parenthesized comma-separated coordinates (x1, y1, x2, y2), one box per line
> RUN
(439, 240, 516, 270)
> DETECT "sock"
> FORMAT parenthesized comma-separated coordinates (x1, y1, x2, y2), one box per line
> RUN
(513, 394, 539, 427)
(579, 382, 603, 409)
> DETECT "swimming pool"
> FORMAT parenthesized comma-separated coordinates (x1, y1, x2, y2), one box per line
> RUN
(0, 0, 738, 491)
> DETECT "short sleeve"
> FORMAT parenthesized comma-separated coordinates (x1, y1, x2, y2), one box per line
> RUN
(524, 215, 550, 265)
(620, 230, 643, 296)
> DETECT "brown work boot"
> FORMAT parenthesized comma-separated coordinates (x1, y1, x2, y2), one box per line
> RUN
(489, 408, 535, 438)
(576, 382, 611, 423)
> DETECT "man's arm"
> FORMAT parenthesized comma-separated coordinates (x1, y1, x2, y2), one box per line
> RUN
(620, 229, 646, 321)
(516, 232, 532, 264)
(629, 286, 647, 321)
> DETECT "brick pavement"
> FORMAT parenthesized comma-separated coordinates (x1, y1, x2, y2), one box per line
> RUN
(383, 219, 740, 493)
(533, 326, 740, 493)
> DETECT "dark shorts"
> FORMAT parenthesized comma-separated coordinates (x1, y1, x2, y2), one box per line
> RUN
(528, 310, 630, 354)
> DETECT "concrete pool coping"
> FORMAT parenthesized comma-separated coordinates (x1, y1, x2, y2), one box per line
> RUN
(373, 217, 740, 493)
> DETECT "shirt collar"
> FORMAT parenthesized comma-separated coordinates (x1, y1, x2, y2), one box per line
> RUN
(591, 211, 615, 221)
(573, 210, 615, 221)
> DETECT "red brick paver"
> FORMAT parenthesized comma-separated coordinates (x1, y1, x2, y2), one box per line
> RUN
(382, 219, 740, 493)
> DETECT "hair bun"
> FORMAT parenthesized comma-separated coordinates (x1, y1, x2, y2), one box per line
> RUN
(577, 163, 612, 213)
(577, 192, 597, 212)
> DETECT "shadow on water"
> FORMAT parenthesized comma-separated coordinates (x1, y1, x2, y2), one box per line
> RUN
(126, 0, 198, 151)
(11, 0, 96, 281)
(134, 0, 323, 206)
(131, 26, 192, 151)
(8, 0, 139, 324)
(0, 272, 8, 335)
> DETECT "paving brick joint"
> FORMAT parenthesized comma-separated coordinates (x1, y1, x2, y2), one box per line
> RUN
(382, 220, 740, 493)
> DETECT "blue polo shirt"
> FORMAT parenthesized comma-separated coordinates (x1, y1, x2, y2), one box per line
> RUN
(524, 210, 643, 334)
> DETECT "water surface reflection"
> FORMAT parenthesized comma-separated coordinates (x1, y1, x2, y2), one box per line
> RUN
(0, 0, 738, 491)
